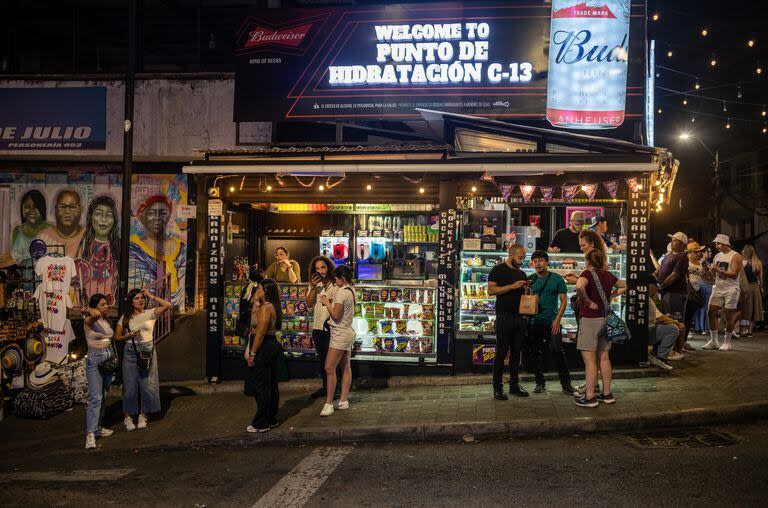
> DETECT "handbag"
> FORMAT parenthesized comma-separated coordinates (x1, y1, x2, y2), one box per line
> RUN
(589, 269, 631, 344)
(98, 344, 120, 376)
(130, 336, 153, 374)
(519, 290, 539, 316)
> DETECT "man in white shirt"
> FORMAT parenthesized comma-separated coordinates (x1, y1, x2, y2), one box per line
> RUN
(305, 256, 340, 398)
(705, 234, 743, 351)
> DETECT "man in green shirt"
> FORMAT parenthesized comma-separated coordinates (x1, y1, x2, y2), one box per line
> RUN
(527, 250, 576, 395)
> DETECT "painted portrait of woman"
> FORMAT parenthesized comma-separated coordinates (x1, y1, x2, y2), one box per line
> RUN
(76, 195, 120, 305)
(11, 189, 50, 266)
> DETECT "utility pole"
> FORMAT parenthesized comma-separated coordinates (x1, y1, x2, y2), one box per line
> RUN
(118, 0, 137, 313)
(713, 149, 720, 235)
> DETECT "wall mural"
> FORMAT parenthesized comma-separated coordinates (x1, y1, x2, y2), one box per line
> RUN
(128, 174, 188, 310)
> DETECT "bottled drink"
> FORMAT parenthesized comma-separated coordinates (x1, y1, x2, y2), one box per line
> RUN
(546, 0, 631, 129)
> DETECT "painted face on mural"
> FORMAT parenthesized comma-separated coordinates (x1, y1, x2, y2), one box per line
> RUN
(21, 196, 43, 225)
(91, 204, 115, 240)
(54, 191, 82, 229)
(141, 202, 170, 237)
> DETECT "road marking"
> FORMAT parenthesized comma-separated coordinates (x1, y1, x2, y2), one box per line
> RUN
(0, 468, 135, 482)
(251, 446, 353, 508)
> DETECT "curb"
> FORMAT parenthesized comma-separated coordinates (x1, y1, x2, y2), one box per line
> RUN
(135, 400, 768, 452)
(168, 367, 667, 395)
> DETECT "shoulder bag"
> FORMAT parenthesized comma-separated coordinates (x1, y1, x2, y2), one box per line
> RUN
(98, 342, 120, 376)
(589, 269, 631, 344)
(126, 318, 153, 373)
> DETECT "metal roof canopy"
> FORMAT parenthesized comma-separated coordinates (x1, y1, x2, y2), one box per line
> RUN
(183, 110, 669, 176)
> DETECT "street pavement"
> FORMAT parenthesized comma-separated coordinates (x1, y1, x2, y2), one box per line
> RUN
(1, 333, 767, 454)
(0, 420, 766, 507)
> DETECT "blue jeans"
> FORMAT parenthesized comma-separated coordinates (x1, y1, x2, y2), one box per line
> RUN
(650, 324, 678, 360)
(122, 340, 161, 415)
(694, 282, 713, 332)
(86, 348, 115, 434)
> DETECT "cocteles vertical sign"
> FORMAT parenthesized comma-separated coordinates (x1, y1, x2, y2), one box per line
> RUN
(546, 0, 631, 129)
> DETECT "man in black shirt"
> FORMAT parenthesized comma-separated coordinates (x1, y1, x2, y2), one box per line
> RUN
(548, 211, 585, 253)
(488, 244, 531, 400)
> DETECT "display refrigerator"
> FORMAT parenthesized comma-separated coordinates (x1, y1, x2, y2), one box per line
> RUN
(457, 250, 626, 340)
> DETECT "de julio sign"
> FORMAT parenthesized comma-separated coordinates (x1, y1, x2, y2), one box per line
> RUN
(0, 87, 107, 150)
(234, 1, 645, 129)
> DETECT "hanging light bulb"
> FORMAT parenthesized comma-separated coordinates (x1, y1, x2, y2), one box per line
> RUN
(701, 28, 708, 37)
(229, 185, 235, 193)
(266, 185, 272, 191)
(748, 40, 755, 48)
(757, 62, 764, 75)
(691, 115, 696, 123)
(366, 184, 372, 191)
(723, 101, 727, 112)
(762, 107, 767, 117)
(667, 49, 673, 58)
(725, 118, 732, 129)
(682, 96, 688, 106)
(657, 108, 663, 114)
(694, 80, 701, 90)
(737, 85, 743, 99)
(419, 187, 425, 194)
(471, 186, 478, 193)
(710, 55, 717, 67)
(762, 125, 767, 134)
(652, 13, 660, 21)
(318, 184, 325, 191)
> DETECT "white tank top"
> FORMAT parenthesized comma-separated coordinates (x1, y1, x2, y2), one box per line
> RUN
(713, 250, 739, 290)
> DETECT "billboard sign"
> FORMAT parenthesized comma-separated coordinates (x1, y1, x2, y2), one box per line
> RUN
(0, 87, 107, 149)
(234, 1, 645, 127)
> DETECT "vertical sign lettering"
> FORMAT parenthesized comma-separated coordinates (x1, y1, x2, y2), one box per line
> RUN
(206, 200, 224, 381)
(625, 176, 650, 364)
(437, 209, 459, 365)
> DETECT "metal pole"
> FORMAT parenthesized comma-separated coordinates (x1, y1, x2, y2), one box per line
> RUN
(118, 0, 137, 314)
(714, 149, 720, 234)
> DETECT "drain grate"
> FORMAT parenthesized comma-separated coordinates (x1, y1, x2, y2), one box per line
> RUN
(625, 428, 739, 449)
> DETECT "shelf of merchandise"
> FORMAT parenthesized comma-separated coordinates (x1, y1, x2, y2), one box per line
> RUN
(353, 284, 437, 363)
(222, 280, 249, 350)
(277, 283, 315, 356)
(458, 251, 625, 339)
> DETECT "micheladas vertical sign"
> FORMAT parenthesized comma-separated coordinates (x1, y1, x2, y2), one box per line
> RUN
(233, 1, 645, 126)
(0, 87, 107, 150)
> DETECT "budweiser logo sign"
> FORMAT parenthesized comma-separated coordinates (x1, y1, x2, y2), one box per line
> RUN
(245, 23, 313, 48)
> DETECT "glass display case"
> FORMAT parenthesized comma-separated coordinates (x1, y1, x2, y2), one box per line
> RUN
(352, 284, 436, 363)
(222, 280, 249, 349)
(277, 283, 315, 356)
(458, 251, 626, 339)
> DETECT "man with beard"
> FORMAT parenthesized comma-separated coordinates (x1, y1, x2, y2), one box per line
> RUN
(305, 255, 341, 398)
(36, 189, 85, 258)
(487, 244, 531, 400)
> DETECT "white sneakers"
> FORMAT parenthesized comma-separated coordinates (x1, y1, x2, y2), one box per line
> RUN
(666, 351, 685, 361)
(246, 425, 270, 433)
(702, 338, 720, 350)
(719, 341, 733, 351)
(321, 400, 350, 416)
(124, 416, 136, 432)
(137, 414, 148, 429)
(85, 433, 97, 449)
(648, 354, 673, 371)
(97, 427, 114, 437)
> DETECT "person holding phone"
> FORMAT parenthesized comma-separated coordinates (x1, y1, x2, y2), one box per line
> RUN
(115, 288, 171, 431)
(305, 256, 340, 398)
(487, 244, 531, 400)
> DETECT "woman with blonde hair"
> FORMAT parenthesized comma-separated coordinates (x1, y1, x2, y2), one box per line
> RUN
(741, 245, 763, 337)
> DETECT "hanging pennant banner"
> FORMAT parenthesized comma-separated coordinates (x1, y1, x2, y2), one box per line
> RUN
(561, 185, 578, 203)
(519, 184, 536, 203)
(540, 186, 555, 203)
(498, 184, 515, 201)
(625, 177, 642, 193)
(581, 184, 598, 200)
(603, 180, 620, 198)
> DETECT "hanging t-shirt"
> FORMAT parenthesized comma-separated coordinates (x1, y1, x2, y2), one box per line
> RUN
(34, 255, 76, 333)
(44, 320, 76, 363)
(118, 309, 157, 344)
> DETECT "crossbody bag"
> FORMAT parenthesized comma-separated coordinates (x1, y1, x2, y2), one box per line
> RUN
(589, 269, 631, 344)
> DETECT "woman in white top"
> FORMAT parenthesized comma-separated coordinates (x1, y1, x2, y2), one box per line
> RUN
(318, 265, 356, 417)
(115, 288, 171, 431)
(83, 293, 116, 449)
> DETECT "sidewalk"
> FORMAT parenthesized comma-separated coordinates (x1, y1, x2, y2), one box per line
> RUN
(2, 333, 767, 453)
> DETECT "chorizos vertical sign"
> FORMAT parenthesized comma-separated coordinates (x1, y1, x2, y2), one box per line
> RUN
(234, 1, 645, 127)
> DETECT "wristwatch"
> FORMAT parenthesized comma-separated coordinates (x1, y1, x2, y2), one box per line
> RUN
(249, 351, 255, 357)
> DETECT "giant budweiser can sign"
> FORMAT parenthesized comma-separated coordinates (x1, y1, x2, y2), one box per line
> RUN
(546, 0, 631, 129)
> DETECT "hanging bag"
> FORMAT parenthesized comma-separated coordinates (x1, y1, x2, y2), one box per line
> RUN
(98, 343, 120, 376)
(589, 269, 631, 344)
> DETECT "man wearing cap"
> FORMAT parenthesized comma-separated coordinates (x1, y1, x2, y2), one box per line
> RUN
(656, 232, 690, 358)
(549, 211, 585, 253)
(705, 234, 743, 351)
(591, 215, 626, 251)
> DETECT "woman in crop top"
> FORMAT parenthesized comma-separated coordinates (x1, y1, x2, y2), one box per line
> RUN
(245, 279, 283, 433)
(83, 293, 116, 449)
(115, 288, 171, 432)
